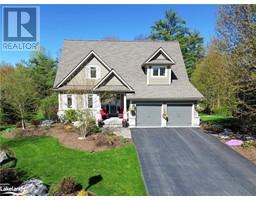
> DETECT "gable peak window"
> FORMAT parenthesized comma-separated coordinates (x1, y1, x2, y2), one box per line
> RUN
(90, 66, 97, 78)
(152, 66, 166, 77)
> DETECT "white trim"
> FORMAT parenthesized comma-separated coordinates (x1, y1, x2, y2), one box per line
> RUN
(192, 104, 195, 126)
(169, 67, 172, 85)
(123, 94, 127, 120)
(151, 66, 167, 77)
(93, 69, 134, 91)
(135, 126, 195, 128)
(56, 50, 111, 88)
(145, 47, 176, 64)
(58, 93, 61, 111)
(83, 94, 87, 109)
(146, 67, 150, 84)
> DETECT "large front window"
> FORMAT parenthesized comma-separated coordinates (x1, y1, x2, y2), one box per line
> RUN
(152, 66, 166, 77)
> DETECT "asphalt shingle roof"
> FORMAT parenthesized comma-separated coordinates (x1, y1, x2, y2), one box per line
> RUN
(54, 40, 203, 100)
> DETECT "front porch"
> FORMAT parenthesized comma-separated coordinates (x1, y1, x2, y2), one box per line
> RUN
(98, 93, 128, 128)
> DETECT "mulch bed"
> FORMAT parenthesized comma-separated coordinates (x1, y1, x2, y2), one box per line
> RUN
(231, 146, 256, 165)
(3, 123, 131, 152)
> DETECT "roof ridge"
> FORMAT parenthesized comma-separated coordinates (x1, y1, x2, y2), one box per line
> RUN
(63, 39, 179, 43)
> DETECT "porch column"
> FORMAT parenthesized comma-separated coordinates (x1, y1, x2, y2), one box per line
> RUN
(123, 94, 127, 119)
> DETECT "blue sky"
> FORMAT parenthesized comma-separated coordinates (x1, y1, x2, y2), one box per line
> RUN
(1, 4, 218, 65)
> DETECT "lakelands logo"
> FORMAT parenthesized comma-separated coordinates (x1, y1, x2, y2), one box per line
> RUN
(2, 6, 40, 51)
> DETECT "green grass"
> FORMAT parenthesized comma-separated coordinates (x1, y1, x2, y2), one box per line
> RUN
(0, 136, 146, 196)
(200, 113, 234, 125)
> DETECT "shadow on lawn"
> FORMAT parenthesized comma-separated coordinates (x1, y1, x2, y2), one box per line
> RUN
(85, 175, 103, 190)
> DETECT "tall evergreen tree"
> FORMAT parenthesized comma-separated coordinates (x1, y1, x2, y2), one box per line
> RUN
(149, 10, 204, 77)
(27, 49, 57, 97)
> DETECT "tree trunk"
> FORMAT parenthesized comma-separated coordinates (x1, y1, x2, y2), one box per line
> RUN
(21, 118, 25, 130)
(19, 105, 25, 129)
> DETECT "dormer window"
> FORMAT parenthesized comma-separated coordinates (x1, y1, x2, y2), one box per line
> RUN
(90, 67, 97, 78)
(152, 66, 166, 77)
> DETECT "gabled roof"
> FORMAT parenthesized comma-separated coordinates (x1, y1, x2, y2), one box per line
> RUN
(55, 50, 111, 88)
(142, 47, 176, 66)
(54, 40, 203, 100)
(93, 69, 134, 92)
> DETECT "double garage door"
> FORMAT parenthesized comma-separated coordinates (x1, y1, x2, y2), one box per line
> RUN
(136, 103, 192, 127)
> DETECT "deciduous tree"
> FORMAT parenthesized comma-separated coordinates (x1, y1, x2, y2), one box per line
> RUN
(3, 66, 38, 129)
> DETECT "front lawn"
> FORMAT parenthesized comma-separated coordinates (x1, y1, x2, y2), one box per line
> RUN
(200, 113, 234, 125)
(0, 136, 146, 196)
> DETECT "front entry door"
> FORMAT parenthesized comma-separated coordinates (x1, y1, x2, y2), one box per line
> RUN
(104, 94, 123, 117)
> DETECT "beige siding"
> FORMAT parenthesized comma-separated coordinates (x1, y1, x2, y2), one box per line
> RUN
(148, 67, 171, 85)
(155, 54, 166, 60)
(104, 75, 123, 86)
(67, 57, 109, 86)
(76, 94, 84, 110)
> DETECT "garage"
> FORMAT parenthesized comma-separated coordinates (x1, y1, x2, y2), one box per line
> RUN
(167, 104, 192, 126)
(136, 104, 161, 127)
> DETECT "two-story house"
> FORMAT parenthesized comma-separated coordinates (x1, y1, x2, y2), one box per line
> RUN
(53, 40, 203, 127)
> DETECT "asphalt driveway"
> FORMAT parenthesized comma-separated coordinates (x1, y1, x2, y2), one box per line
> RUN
(131, 128, 256, 196)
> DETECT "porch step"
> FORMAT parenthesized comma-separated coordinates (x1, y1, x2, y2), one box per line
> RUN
(103, 117, 123, 128)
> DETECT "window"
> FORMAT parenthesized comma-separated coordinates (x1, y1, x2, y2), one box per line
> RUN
(159, 67, 166, 76)
(88, 94, 93, 108)
(152, 66, 166, 77)
(67, 95, 72, 108)
(90, 67, 97, 78)
(153, 67, 159, 76)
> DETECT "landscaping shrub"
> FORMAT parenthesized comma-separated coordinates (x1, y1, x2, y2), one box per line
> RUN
(77, 189, 88, 196)
(96, 134, 117, 147)
(76, 110, 100, 137)
(35, 95, 58, 120)
(49, 177, 81, 196)
(241, 140, 256, 148)
(64, 109, 78, 122)
(0, 168, 21, 187)
(86, 117, 100, 135)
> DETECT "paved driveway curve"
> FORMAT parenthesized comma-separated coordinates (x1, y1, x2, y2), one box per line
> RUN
(131, 128, 256, 196)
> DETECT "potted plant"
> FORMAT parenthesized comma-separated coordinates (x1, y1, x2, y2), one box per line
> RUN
(162, 111, 168, 121)
(128, 104, 136, 116)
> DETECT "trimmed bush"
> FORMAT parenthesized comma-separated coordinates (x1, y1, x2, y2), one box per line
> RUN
(64, 109, 78, 122)
(0, 168, 21, 187)
(49, 177, 81, 196)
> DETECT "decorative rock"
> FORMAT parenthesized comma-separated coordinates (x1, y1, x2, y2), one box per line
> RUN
(240, 135, 255, 141)
(0, 151, 9, 164)
(219, 128, 233, 136)
(225, 139, 243, 146)
(18, 179, 48, 196)
(40, 120, 54, 127)
(219, 135, 230, 140)
(73, 121, 81, 128)
(0, 151, 16, 168)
